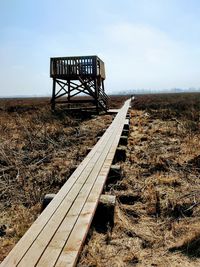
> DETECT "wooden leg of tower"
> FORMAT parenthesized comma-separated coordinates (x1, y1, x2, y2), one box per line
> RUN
(93, 78, 98, 114)
(51, 78, 56, 111)
(102, 79, 105, 92)
(102, 79, 108, 111)
(67, 80, 70, 108)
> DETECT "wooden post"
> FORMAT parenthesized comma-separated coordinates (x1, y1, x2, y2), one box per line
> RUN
(86, 147, 93, 154)
(106, 165, 122, 189)
(102, 79, 105, 92)
(122, 129, 129, 136)
(113, 146, 127, 163)
(119, 135, 128, 146)
(42, 193, 116, 232)
(41, 194, 56, 211)
(67, 79, 70, 108)
(51, 78, 56, 111)
(94, 78, 99, 114)
(93, 194, 116, 232)
(124, 119, 130, 130)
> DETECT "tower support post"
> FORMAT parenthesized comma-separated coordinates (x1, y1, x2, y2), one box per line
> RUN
(51, 78, 56, 111)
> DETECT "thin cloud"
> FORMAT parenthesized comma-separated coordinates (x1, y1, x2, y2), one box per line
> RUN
(1, 1, 200, 96)
(99, 23, 200, 92)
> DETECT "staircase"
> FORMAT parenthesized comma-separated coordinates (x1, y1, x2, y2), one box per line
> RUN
(98, 89, 109, 112)
(78, 76, 109, 112)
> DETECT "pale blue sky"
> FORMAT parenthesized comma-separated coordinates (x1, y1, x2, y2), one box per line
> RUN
(1, 0, 200, 96)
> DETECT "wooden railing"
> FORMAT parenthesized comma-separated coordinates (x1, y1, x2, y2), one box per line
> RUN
(50, 56, 105, 80)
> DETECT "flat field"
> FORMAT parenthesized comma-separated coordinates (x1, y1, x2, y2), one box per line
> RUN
(78, 93, 200, 267)
(0, 95, 127, 261)
(1, 93, 200, 266)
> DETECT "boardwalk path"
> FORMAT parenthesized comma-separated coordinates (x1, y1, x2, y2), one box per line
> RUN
(1, 98, 131, 267)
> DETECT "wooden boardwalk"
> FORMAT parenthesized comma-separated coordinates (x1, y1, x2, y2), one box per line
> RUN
(1, 99, 131, 267)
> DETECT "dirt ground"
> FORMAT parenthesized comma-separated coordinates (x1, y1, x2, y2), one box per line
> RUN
(78, 93, 200, 267)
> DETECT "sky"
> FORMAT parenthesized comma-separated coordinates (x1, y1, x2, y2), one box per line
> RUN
(1, 0, 200, 96)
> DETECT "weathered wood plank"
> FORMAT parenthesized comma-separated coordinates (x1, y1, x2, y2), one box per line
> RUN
(54, 101, 130, 267)
(18, 130, 117, 267)
(36, 127, 118, 267)
(0, 99, 131, 267)
(0, 123, 115, 267)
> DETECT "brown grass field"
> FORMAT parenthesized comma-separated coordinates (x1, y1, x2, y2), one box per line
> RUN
(1, 93, 200, 266)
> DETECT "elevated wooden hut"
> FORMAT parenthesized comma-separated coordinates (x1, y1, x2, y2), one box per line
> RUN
(50, 55, 109, 112)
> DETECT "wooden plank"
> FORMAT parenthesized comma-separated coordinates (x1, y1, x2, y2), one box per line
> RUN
(36, 103, 130, 266)
(0, 99, 131, 267)
(18, 107, 125, 266)
(36, 115, 122, 266)
(107, 109, 120, 114)
(0, 121, 116, 267)
(17, 129, 117, 266)
(52, 100, 131, 267)
(54, 128, 127, 266)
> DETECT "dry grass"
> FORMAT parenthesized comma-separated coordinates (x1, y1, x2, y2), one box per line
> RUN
(169, 226, 200, 257)
(78, 93, 200, 267)
(1, 94, 200, 266)
(0, 97, 122, 262)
